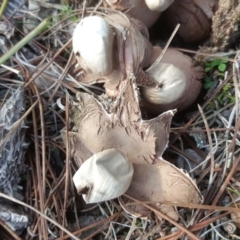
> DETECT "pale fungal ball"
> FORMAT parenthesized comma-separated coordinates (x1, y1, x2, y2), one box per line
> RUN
(143, 63, 187, 105)
(141, 47, 203, 113)
(104, 0, 175, 28)
(72, 16, 114, 76)
(145, 0, 174, 12)
(73, 149, 134, 204)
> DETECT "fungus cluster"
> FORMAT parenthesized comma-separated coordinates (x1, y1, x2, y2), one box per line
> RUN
(62, 1, 208, 220)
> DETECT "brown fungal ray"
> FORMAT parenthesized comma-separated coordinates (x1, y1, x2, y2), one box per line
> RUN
(62, 78, 175, 166)
(119, 159, 203, 220)
(119, 195, 179, 221)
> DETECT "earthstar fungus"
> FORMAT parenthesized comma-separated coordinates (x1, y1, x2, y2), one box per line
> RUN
(142, 46, 204, 113)
(72, 13, 157, 95)
(65, 11, 203, 220)
(62, 78, 203, 219)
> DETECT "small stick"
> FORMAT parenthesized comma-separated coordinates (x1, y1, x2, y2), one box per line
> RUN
(146, 23, 180, 72)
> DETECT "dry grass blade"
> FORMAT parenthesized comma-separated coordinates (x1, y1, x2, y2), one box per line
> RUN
(0, 219, 22, 240)
(0, 18, 51, 65)
(197, 104, 215, 191)
(61, 93, 70, 236)
(146, 23, 180, 72)
(0, 0, 9, 19)
(124, 194, 201, 240)
(28, 87, 47, 240)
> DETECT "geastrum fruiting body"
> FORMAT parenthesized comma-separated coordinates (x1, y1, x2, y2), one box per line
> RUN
(62, 78, 203, 220)
(141, 46, 204, 113)
(64, 11, 203, 220)
(72, 13, 158, 97)
(162, 0, 218, 42)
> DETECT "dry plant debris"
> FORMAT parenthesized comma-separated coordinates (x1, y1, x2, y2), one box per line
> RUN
(207, 0, 240, 51)
(0, 88, 27, 200)
(0, 88, 29, 233)
(0, 0, 240, 239)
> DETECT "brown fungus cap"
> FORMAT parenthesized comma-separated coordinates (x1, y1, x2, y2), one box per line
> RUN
(141, 46, 204, 113)
(162, 0, 218, 43)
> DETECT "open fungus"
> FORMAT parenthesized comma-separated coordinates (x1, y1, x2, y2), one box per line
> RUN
(63, 9, 204, 220)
